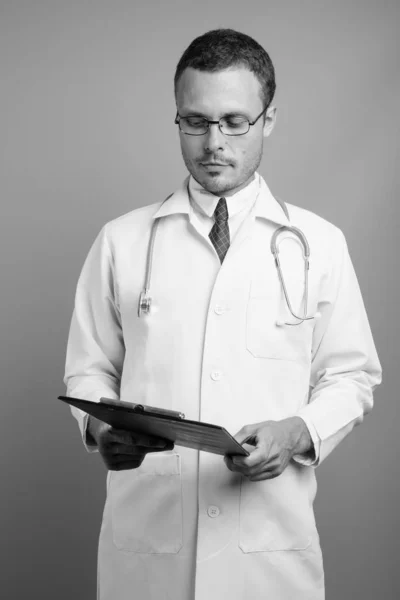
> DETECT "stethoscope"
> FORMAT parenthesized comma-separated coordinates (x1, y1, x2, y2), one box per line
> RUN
(270, 225, 320, 326)
(138, 200, 320, 327)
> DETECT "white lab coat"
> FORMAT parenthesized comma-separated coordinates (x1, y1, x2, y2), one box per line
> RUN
(64, 176, 381, 600)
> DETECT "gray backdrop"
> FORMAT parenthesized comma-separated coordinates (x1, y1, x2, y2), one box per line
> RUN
(1, 1, 398, 598)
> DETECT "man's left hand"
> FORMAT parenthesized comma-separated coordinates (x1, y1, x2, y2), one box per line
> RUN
(224, 417, 313, 481)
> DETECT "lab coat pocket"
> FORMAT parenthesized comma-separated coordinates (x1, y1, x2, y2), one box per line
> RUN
(111, 453, 183, 554)
(246, 273, 313, 361)
(239, 469, 313, 552)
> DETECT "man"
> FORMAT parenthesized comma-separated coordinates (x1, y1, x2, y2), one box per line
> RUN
(64, 29, 381, 600)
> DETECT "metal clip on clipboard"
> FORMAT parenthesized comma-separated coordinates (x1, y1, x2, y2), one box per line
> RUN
(101, 397, 186, 420)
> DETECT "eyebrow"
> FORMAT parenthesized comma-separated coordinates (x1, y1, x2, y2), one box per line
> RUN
(183, 110, 249, 119)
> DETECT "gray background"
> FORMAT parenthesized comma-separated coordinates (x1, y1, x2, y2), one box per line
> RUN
(1, 1, 398, 598)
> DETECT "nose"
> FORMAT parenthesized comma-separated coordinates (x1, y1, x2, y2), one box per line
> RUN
(204, 123, 226, 153)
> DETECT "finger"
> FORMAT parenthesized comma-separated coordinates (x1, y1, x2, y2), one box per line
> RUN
(233, 425, 259, 446)
(244, 456, 286, 480)
(145, 443, 175, 453)
(108, 458, 145, 471)
(245, 460, 280, 478)
(224, 455, 259, 475)
(109, 430, 172, 449)
(130, 434, 173, 449)
(109, 452, 145, 461)
(226, 452, 279, 478)
(107, 428, 138, 445)
(137, 435, 174, 449)
(224, 454, 243, 471)
(247, 466, 284, 481)
(124, 444, 174, 455)
(110, 442, 174, 458)
(232, 444, 270, 469)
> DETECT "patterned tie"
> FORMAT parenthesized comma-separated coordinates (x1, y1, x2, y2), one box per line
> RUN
(209, 197, 230, 263)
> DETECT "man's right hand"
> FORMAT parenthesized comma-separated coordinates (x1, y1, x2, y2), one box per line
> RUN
(88, 417, 174, 470)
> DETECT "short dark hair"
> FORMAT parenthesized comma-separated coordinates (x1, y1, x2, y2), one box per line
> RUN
(174, 29, 276, 108)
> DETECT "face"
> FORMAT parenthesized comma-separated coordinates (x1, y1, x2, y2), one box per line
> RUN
(175, 67, 276, 196)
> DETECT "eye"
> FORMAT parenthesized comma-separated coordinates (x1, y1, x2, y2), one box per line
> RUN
(185, 116, 207, 128)
(223, 116, 248, 128)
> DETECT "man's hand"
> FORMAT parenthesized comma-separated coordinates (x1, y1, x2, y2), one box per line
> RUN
(88, 417, 174, 471)
(224, 417, 313, 481)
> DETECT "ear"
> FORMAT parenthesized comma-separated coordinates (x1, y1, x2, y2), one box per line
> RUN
(263, 106, 277, 138)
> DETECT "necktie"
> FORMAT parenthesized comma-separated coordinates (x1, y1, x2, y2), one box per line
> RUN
(209, 197, 230, 263)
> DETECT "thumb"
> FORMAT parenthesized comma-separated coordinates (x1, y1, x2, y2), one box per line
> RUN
(234, 424, 259, 446)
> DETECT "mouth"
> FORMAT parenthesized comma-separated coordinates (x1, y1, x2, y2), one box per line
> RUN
(201, 162, 230, 168)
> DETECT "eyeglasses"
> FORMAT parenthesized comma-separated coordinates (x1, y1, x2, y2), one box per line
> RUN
(174, 107, 267, 136)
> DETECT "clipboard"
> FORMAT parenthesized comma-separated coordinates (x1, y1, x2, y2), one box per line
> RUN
(59, 396, 249, 457)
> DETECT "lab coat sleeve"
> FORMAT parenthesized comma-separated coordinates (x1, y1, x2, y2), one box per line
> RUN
(63, 224, 124, 452)
(294, 228, 382, 466)
(293, 417, 321, 466)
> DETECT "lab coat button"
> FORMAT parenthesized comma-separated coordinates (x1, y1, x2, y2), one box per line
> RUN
(210, 371, 222, 381)
(214, 305, 225, 315)
(207, 505, 220, 518)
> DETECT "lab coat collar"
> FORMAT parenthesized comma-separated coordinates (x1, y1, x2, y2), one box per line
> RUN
(152, 174, 290, 227)
(152, 178, 191, 219)
(252, 177, 290, 227)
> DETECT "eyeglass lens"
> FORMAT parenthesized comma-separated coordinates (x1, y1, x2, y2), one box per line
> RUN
(180, 116, 250, 136)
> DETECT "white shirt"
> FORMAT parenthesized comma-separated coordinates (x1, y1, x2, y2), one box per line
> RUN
(188, 173, 260, 241)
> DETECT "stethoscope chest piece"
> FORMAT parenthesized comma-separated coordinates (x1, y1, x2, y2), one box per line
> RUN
(138, 290, 152, 317)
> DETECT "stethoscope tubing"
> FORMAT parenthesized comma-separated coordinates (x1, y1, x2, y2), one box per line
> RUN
(138, 208, 318, 326)
(137, 218, 160, 317)
(271, 225, 315, 326)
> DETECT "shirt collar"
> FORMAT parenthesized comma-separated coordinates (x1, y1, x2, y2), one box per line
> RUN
(188, 173, 260, 219)
(152, 173, 290, 227)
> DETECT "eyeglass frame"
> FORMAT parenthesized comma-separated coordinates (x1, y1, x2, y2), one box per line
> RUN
(174, 106, 268, 136)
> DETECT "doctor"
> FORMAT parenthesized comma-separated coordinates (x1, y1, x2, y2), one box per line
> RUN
(64, 28, 382, 600)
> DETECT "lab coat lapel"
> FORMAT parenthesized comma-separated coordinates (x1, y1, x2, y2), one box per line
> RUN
(152, 178, 191, 220)
(253, 177, 291, 227)
(227, 176, 290, 259)
(152, 175, 291, 261)
(152, 178, 216, 247)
